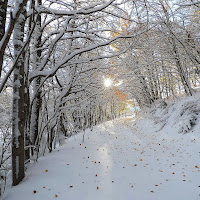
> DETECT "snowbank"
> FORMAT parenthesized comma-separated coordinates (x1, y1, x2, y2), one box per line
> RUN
(143, 93, 200, 134)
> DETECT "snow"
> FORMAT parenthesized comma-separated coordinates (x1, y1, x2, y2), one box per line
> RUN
(2, 109, 200, 200)
(13, 0, 25, 19)
(29, 34, 133, 81)
(37, 0, 115, 16)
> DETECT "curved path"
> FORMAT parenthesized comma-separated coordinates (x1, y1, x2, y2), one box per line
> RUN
(2, 118, 200, 200)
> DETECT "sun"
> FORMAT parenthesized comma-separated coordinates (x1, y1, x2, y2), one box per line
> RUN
(104, 78, 112, 87)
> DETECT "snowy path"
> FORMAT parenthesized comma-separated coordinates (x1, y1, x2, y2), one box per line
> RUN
(3, 118, 200, 200)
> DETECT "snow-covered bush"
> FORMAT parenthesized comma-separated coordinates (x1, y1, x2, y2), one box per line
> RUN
(149, 95, 200, 134)
(149, 100, 170, 131)
(178, 101, 200, 133)
(157, 100, 167, 109)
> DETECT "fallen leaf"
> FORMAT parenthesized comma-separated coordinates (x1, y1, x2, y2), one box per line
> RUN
(97, 186, 99, 189)
(150, 191, 154, 193)
(33, 190, 37, 194)
(195, 166, 199, 168)
(45, 169, 48, 172)
(55, 194, 58, 198)
(69, 186, 73, 188)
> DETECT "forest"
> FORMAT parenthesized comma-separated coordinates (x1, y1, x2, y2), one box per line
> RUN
(0, 0, 200, 197)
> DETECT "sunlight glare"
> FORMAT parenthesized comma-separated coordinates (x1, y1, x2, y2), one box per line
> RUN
(104, 78, 112, 87)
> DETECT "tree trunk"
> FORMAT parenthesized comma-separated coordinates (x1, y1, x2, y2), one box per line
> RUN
(30, 0, 42, 158)
(0, 0, 8, 77)
(0, 0, 28, 78)
(12, 7, 26, 186)
(171, 38, 193, 96)
(159, 0, 193, 96)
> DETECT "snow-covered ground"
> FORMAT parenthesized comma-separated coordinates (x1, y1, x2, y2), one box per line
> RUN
(2, 108, 200, 200)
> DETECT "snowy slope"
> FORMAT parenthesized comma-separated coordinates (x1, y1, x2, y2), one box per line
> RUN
(2, 115, 200, 200)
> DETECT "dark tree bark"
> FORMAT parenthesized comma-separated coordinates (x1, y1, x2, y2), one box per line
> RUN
(0, 0, 8, 77)
(0, 0, 28, 78)
(30, 0, 42, 158)
(12, 7, 26, 186)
